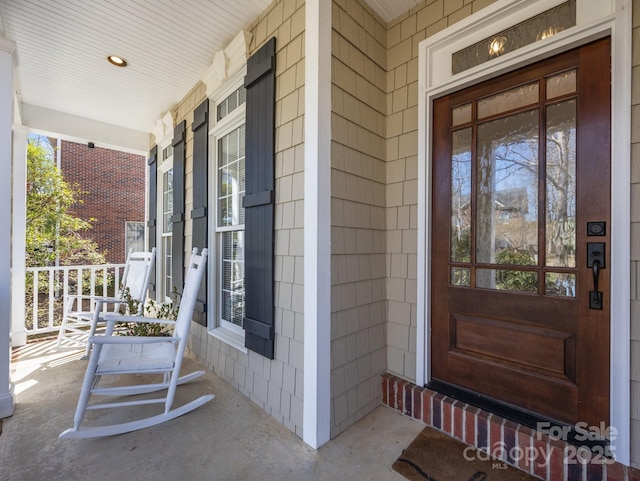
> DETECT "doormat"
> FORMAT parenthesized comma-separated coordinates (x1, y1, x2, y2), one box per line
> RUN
(392, 427, 539, 481)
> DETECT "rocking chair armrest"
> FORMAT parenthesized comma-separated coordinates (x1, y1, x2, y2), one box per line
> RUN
(66, 294, 114, 302)
(103, 313, 177, 327)
(92, 297, 124, 305)
(88, 335, 180, 345)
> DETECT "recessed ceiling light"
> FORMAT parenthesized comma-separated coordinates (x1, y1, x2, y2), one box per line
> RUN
(107, 55, 128, 67)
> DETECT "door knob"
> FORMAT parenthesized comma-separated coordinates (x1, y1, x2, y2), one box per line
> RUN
(587, 242, 604, 310)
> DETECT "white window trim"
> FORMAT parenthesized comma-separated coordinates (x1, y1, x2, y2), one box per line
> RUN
(416, 0, 631, 464)
(208, 67, 248, 354)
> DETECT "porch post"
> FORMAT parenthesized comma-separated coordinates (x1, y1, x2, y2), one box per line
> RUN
(0, 36, 17, 418)
(303, 0, 331, 448)
(11, 125, 28, 347)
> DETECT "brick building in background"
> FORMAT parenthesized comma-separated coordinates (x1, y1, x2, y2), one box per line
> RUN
(60, 140, 146, 264)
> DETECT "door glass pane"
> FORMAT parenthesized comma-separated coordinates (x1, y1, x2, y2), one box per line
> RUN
(451, 267, 470, 286)
(476, 109, 539, 267)
(451, 128, 472, 262)
(476, 268, 538, 292)
(545, 272, 576, 297)
(546, 69, 576, 99)
(477, 82, 539, 119)
(452, 103, 472, 126)
(546, 100, 576, 267)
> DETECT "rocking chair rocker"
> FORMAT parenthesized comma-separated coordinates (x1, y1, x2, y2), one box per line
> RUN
(56, 248, 156, 357)
(60, 247, 212, 438)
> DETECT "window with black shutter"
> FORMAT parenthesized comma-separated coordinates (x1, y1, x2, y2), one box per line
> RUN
(171, 121, 186, 297)
(191, 99, 209, 321)
(242, 37, 276, 359)
(147, 146, 158, 299)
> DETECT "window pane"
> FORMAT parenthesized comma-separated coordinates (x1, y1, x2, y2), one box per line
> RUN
(451, 267, 470, 286)
(451, 0, 576, 74)
(125, 222, 145, 255)
(221, 231, 244, 327)
(452, 103, 472, 126)
(477, 82, 539, 119)
(546, 100, 576, 267)
(476, 268, 538, 292)
(217, 86, 247, 121)
(162, 169, 173, 233)
(163, 236, 173, 299)
(217, 125, 246, 228)
(545, 272, 576, 297)
(451, 128, 472, 262)
(546, 69, 576, 99)
(476, 109, 539, 265)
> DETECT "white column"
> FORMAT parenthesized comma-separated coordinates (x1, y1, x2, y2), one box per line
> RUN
(303, 0, 331, 448)
(11, 125, 28, 347)
(0, 36, 17, 418)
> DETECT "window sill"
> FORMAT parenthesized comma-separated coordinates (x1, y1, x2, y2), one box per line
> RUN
(209, 326, 247, 354)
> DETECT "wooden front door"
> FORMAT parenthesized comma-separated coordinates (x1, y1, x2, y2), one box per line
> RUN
(431, 38, 611, 426)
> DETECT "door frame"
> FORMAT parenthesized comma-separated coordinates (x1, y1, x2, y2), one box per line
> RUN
(416, 0, 631, 464)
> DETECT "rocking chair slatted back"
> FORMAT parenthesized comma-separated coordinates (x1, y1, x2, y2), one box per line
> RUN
(118, 249, 156, 312)
(56, 248, 156, 355)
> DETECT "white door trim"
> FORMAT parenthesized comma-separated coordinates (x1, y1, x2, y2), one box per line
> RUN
(416, 0, 631, 464)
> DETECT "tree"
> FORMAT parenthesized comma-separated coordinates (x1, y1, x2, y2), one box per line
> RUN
(26, 136, 105, 267)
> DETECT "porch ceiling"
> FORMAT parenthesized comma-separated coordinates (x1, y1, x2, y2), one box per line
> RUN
(0, 0, 418, 151)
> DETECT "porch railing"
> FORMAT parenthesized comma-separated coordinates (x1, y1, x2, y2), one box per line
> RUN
(25, 263, 126, 337)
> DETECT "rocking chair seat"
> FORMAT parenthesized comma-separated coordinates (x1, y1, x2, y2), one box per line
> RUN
(97, 341, 177, 373)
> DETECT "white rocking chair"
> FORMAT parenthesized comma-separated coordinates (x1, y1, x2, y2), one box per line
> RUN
(59, 247, 212, 439)
(56, 248, 156, 357)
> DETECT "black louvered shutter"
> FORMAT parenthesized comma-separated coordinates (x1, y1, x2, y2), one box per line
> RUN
(191, 99, 209, 322)
(147, 146, 158, 299)
(171, 121, 186, 296)
(243, 37, 276, 359)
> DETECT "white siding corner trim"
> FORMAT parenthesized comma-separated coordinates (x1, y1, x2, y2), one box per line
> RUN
(303, 0, 332, 449)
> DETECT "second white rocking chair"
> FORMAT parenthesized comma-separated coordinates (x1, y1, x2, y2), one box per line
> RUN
(56, 248, 156, 357)
(60, 247, 212, 439)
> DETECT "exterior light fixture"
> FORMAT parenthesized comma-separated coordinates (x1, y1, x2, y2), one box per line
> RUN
(536, 26, 561, 41)
(488, 36, 507, 57)
(107, 55, 128, 67)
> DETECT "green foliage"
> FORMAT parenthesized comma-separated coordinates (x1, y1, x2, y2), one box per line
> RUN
(495, 249, 538, 292)
(495, 249, 536, 266)
(451, 228, 470, 263)
(26, 137, 105, 268)
(118, 287, 179, 337)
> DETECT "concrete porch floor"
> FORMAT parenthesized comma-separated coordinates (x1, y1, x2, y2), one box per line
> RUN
(0, 339, 422, 481)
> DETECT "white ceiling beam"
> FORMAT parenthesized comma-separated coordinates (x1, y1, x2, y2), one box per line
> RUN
(21, 103, 149, 154)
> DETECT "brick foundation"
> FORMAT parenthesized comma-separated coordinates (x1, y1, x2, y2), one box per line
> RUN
(382, 373, 640, 481)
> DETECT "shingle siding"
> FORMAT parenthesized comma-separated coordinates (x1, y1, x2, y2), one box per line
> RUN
(330, 0, 388, 438)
